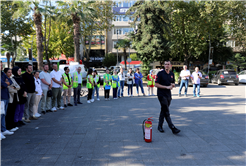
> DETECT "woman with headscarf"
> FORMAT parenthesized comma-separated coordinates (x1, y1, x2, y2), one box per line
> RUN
(4, 68, 20, 132)
(12, 66, 28, 127)
(147, 70, 156, 96)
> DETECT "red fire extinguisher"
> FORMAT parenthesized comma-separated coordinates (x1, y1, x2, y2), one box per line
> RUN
(142, 117, 153, 143)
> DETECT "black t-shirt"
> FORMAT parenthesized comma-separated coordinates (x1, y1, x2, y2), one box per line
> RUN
(22, 72, 35, 93)
(155, 70, 175, 98)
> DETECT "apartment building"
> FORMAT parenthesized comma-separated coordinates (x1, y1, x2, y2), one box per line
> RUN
(107, 1, 137, 65)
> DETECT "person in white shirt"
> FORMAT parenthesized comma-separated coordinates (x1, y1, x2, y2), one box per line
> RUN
(178, 65, 190, 97)
(33, 71, 43, 118)
(118, 68, 125, 98)
(40, 64, 52, 114)
(127, 68, 134, 97)
(50, 64, 64, 111)
(191, 67, 202, 97)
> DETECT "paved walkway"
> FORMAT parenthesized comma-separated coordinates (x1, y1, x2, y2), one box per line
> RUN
(1, 84, 245, 166)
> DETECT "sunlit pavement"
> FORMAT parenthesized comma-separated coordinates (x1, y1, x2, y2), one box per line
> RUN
(1, 83, 245, 166)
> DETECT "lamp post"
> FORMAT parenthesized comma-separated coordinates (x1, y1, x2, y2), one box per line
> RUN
(208, 33, 211, 75)
(117, 29, 118, 66)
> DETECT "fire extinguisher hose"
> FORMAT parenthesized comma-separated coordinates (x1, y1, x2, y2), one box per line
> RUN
(142, 119, 147, 140)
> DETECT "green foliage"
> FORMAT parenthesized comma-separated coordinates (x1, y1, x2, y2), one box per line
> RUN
(208, 71, 217, 82)
(174, 72, 180, 83)
(228, 53, 246, 71)
(115, 39, 131, 69)
(130, 53, 138, 61)
(102, 54, 117, 68)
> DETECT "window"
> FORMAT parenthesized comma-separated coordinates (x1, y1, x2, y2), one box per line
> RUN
(122, 2, 129, 7)
(114, 28, 134, 35)
(114, 28, 122, 35)
(113, 41, 118, 48)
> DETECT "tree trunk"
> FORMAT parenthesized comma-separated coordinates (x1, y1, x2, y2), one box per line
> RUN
(34, 10, 44, 71)
(73, 14, 80, 62)
(45, 2, 51, 68)
(124, 49, 127, 70)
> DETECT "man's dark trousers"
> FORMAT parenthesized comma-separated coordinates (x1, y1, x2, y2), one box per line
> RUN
(158, 96, 174, 128)
(73, 84, 81, 104)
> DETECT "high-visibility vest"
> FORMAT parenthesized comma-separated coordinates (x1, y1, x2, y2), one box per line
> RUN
(147, 74, 155, 86)
(86, 75, 94, 89)
(112, 75, 120, 88)
(95, 75, 100, 88)
(103, 74, 112, 87)
(63, 73, 72, 89)
(73, 72, 83, 88)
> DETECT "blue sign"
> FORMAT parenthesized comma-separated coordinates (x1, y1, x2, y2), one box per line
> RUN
(113, 7, 134, 15)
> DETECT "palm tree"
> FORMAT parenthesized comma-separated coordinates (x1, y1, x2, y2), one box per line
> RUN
(115, 39, 131, 70)
(56, 1, 97, 62)
(13, 1, 55, 70)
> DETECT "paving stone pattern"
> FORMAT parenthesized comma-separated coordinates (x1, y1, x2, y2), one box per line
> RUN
(1, 84, 245, 166)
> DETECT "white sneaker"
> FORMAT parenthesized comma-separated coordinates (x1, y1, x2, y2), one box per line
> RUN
(51, 107, 57, 112)
(90, 99, 94, 102)
(105, 98, 108, 101)
(10, 128, 18, 132)
(87, 100, 91, 103)
(97, 98, 100, 101)
(148, 94, 150, 96)
(131, 95, 133, 97)
(37, 113, 41, 116)
(1, 133, 6, 140)
(114, 98, 116, 99)
(15, 127, 19, 130)
(128, 95, 130, 97)
(2, 130, 14, 136)
(34, 113, 41, 118)
(59, 106, 65, 110)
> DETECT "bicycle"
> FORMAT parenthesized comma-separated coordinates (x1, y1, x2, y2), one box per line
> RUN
(80, 88, 88, 97)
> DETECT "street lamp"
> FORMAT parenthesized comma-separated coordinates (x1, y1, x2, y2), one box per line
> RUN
(117, 29, 118, 66)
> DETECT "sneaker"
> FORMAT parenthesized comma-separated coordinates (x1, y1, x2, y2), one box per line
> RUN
(74, 103, 77, 106)
(67, 103, 73, 106)
(185, 94, 188, 97)
(77, 102, 83, 104)
(152, 94, 155, 96)
(24, 119, 31, 123)
(64, 104, 67, 107)
(131, 95, 133, 97)
(90, 99, 94, 103)
(97, 98, 100, 101)
(41, 111, 46, 114)
(105, 98, 108, 101)
(10, 128, 18, 132)
(107, 98, 110, 100)
(87, 100, 91, 103)
(29, 116, 38, 120)
(143, 94, 146, 96)
(197, 95, 200, 97)
(51, 107, 57, 112)
(118, 96, 121, 98)
(1, 133, 6, 140)
(2, 130, 14, 136)
(114, 98, 117, 99)
(171, 126, 181, 134)
(59, 106, 65, 110)
(46, 109, 53, 112)
(178, 94, 181, 97)
(34, 113, 41, 118)
(148, 94, 150, 96)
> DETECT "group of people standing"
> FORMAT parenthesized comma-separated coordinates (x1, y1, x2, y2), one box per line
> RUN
(85, 67, 156, 103)
(0, 62, 85, 140)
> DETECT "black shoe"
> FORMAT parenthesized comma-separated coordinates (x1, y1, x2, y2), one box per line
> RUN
(41, 111, 46, 114)
(171, 126, 181, 134)
(158, 126, 164, 133)
(46, 110, 52, 113)
(67, 103, 73, 106)
(16, 122, 23, 127)
(64, 104, 67, 107)
(77, 102, 83, 104)
(19, 121, 26, 125)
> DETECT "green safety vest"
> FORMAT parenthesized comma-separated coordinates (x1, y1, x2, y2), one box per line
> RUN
(63, 73, 72, 90)
(86, 75, 94, 89)
(103, 74, 112, 87)
(112, 75, 120, 88)
(95, 75, 100, 88)
(147, 74, 155, 86)
(73, 72, 83, 88)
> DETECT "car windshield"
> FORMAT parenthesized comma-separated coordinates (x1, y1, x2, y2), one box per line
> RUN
(97, 70, 106, 74)
(223, 71, 236, 75)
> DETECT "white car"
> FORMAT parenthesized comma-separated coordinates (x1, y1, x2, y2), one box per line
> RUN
(238, 70, 246, 83)
(59, 63, 87, 81)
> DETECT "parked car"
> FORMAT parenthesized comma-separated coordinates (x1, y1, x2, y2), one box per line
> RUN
(59, 64, 87, 82)
(211, 69, 239, 85)
(178, 70, 209, 87)
(152, 69, 162, 76)
(238, 70, 246, 83)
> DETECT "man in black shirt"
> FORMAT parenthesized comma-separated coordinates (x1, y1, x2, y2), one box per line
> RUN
(22, 64, 37, 122)
(155, 60, 180, 134)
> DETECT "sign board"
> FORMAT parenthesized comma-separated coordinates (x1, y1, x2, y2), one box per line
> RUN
(113, 7, 134, 15)
(209, 59, 213, 65)
(127, 58, 132, 63)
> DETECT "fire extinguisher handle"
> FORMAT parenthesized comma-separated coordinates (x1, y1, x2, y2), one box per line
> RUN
(142, 119, 146, 140)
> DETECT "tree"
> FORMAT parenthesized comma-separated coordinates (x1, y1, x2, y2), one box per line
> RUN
(102, 53, 117, 68)
(57, 1, 97, 63)
(115, 39, 131, 70)
(13, 1, 55, 70)
(229, 53, 246, 72)
(130, 53, 138, 61)
(1, 1, 33, 67)
(127, 1, 170, 67)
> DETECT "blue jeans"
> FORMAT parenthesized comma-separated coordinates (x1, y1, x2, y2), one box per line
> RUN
(193, 84, 200, 96)
(179, 79, 188, 95)
(128, 83, 133, 95)
(118, 81, 125, 97)
(135, 81, 145, 95)
(92, 86, 99, 99)
(1, 99, 9, 132)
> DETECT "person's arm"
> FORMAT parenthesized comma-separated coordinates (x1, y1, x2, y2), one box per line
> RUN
(198, 72, 202, 79)
(140, 73, 143, 79)
(52, 75, 62, 85)
(147, 75, 151, 81)
(40, 74, 52, 89)
(155, 83, 173, 90)
(62, 75, 69, 87)
(1, 75, 8, 88)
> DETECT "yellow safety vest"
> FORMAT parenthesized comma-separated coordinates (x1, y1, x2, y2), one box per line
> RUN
(73, 72, 83, 88)
(147, 74, 155, 86)
(112, 75, 120, 88)
(63, 73, 72, 90)
(95, 75, 100, 88)
(103, 74, 112, 87)
(86, 75, 94, 89)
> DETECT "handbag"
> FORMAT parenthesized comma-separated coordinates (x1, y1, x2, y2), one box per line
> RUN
(47, 90, 53, 97)
(1, 101, 5, 115)
(105, 85, 111, 90)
